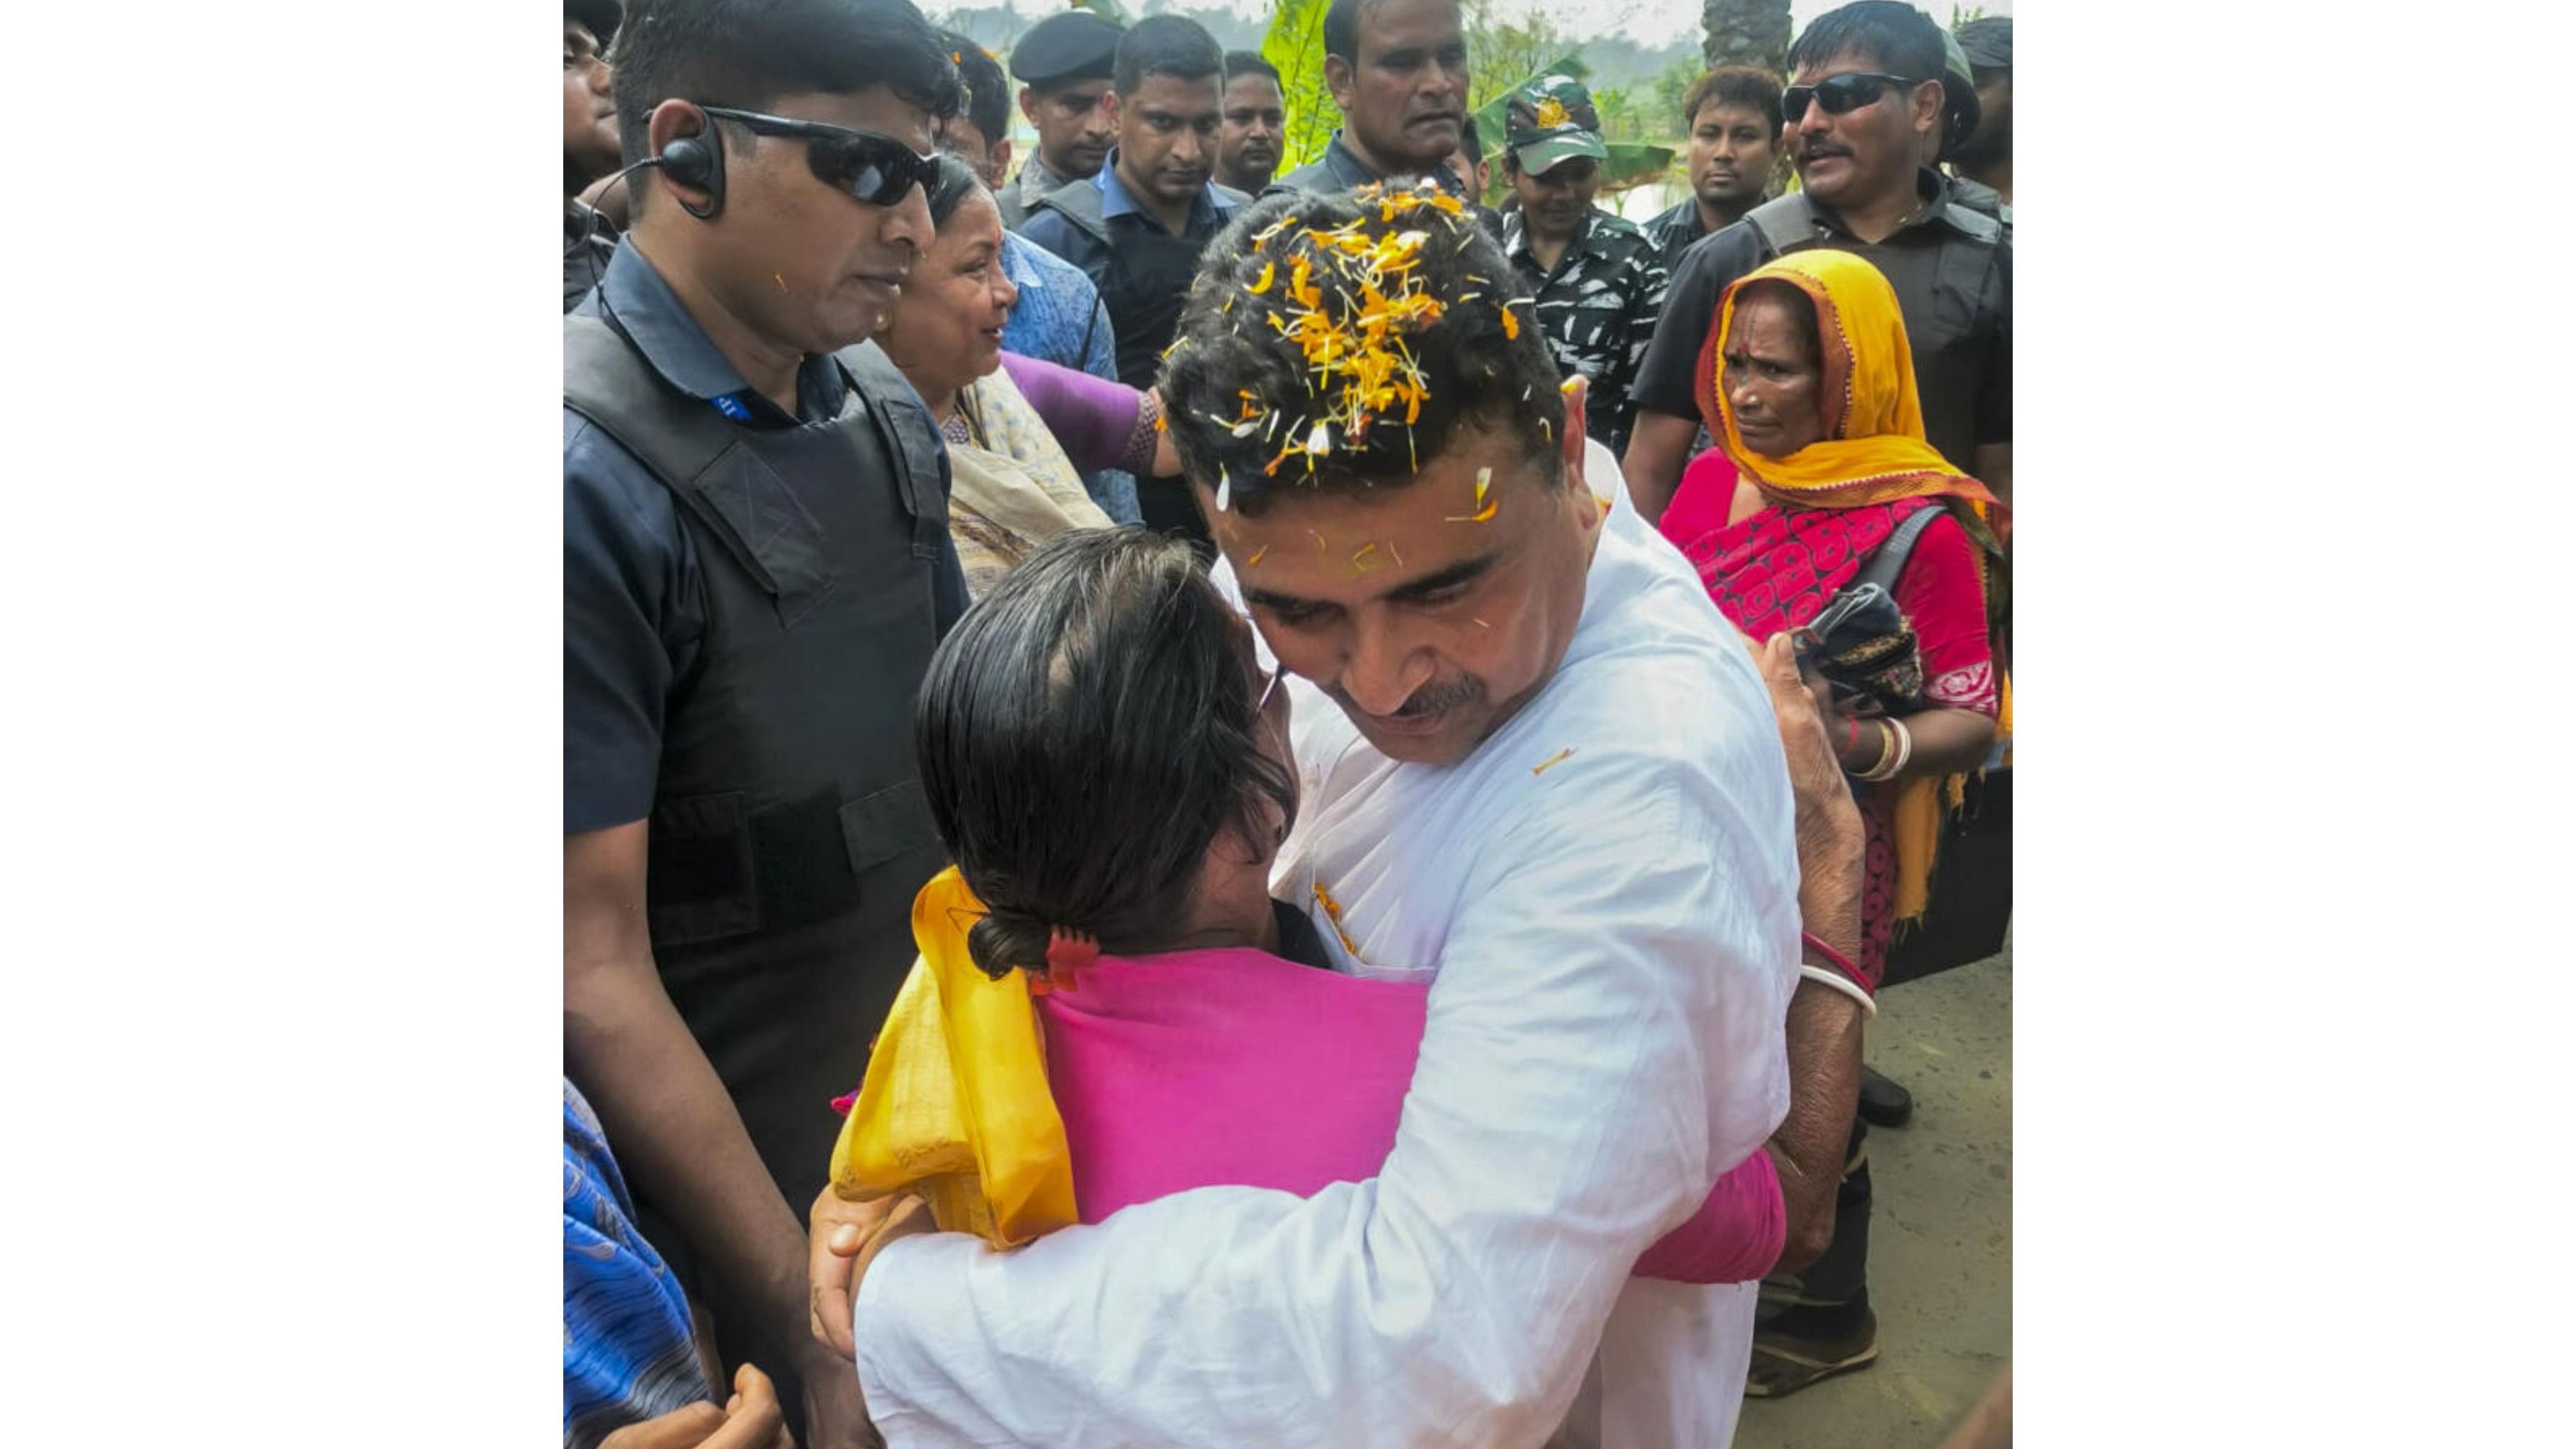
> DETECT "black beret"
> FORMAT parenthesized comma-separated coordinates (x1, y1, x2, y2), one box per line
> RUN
(1957, 16, 2011, 72)
(565, 0, 620, 47)
(1010, 11, 1122, 86)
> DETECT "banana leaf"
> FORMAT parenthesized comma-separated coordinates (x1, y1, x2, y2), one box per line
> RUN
(1260, 0, 1338, 171)
(1600, 142, 1678, 194)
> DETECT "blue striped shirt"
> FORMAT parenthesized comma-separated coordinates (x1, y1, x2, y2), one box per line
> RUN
(563, 1080, 708, 1449)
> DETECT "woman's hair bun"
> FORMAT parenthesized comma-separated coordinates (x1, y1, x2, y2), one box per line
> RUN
(965, 909, 1053, 981)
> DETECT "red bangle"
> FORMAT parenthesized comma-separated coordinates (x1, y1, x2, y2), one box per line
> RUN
(1800, 930, 1858, 982)
(1842, 714, 1860, 756)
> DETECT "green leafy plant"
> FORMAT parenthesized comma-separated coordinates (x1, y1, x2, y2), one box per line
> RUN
(1259, 0, 1338, 170)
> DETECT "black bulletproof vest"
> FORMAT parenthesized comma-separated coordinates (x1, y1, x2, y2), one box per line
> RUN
(564, 315, 952, 1210)
(1101, 223, 1211, 389)
(1035, 182, 1219, 390)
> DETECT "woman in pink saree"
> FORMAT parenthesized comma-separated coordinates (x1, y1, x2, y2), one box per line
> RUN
(825, 526, 1783, 1283)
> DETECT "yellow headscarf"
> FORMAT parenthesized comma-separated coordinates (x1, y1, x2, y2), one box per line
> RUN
(827, 867, 1078, 1248)
(1696, 249, 2008, 926)
(1698, 249, 1998, 513)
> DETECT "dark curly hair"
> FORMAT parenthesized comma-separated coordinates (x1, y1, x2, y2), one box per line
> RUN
(940, 29, 1010, 147)
(913, 528, 1297, 980)
(1156, 184, 1567, 517)
(1682, 65, 1785, 140)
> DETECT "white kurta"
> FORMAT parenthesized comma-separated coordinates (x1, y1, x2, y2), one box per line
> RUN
(854, 441, 1802, 1448)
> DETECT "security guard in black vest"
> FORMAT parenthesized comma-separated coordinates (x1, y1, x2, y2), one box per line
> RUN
(563, 1, 964, 1442)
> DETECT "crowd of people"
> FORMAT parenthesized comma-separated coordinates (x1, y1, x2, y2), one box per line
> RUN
(562, 0, 2012, 1444)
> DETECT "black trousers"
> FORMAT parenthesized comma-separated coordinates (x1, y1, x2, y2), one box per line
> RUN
(1794, 1113, 1873, 1308)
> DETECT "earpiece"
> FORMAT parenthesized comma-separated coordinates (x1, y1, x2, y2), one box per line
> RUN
(657, 113, 725, 220)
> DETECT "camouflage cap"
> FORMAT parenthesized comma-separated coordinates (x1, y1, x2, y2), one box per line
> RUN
(1503, 74, 1608, 175)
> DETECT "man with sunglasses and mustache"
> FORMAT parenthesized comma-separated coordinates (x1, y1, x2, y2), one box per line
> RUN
(1622, 0, 2011, 529)
(562, 1, 965, 1443)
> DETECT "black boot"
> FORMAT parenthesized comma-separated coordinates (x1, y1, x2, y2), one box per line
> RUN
(1857, 1064, 1913, 1128)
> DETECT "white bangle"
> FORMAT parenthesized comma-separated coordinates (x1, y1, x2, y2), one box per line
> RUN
(1858, 716, 1913, 783)
(1797, 963, 1880, 1016)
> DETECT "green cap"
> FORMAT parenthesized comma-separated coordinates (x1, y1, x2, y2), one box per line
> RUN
(1503, 74, 1608, 175)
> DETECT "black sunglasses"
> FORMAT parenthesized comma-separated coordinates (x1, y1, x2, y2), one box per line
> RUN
(700, 106, 939, 207)
(1780, 72, 1925, 125)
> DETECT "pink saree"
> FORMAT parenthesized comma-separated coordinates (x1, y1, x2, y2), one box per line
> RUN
(1035, 946, 1785, 1284)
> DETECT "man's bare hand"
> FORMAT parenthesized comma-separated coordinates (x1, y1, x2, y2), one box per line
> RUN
(808, 1186, 896, 1359)
(601, 1363, 794, 1449)
(851, 1195, 939, 1297)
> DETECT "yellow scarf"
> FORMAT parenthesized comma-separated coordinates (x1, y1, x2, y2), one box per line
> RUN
(1697, 249, 2009, 925)
(826, 867, 1077, 1248)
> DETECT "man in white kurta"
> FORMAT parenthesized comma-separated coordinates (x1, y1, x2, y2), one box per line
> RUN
(849, 437, 1802, 1445)
(837, 184, 1801, 1445)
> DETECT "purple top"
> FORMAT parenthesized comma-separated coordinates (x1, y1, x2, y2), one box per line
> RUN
(999, 352, 1158, 478)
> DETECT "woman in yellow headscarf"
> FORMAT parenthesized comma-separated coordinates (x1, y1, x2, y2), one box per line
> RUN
(1659, 247, 2005, 990)
(1655, 247, 2005, 1397)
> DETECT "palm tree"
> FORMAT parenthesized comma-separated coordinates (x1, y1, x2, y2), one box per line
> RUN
(1700, 0, 1793, 197)
(1702, 0, 1790, 72)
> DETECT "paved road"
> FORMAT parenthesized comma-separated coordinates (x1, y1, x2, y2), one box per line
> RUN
(1736, 947, 2013, 1449)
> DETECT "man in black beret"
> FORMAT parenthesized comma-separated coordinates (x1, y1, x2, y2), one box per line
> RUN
(999, 9, 1122, 227)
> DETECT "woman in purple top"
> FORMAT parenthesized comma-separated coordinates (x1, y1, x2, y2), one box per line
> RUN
(996, 351, 1175, 481)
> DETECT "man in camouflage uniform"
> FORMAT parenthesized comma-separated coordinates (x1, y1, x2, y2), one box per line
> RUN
(1497, 75, 1669, 456)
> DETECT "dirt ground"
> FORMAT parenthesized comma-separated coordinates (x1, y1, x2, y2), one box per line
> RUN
(1735, 946, 2013, 1449)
